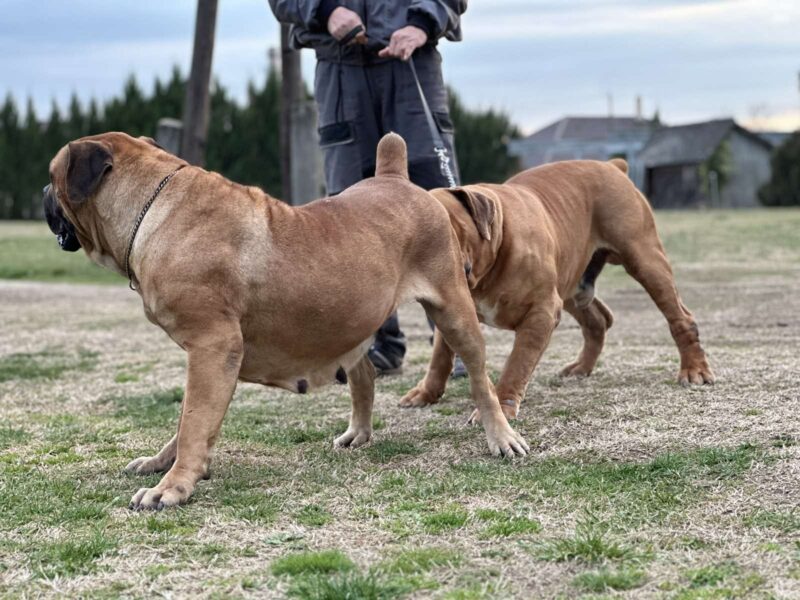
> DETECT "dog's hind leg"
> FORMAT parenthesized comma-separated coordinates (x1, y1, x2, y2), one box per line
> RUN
(334, 354, 376, 448)
(560, 296, 614, 378)
(618, 237, 714, 385)
(126, 434, 178, 475)
(398, 328, 453, 408)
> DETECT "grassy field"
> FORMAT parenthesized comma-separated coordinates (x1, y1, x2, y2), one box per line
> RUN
(0, 210, 799, 598)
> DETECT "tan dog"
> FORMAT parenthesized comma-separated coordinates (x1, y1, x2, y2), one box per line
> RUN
(43, 132, 528, 510)
(400, 159, 714, 421)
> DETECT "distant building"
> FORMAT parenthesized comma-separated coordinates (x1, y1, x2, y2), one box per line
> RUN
(639, 119, 773, 208)
(508, 116, 659, 189)
(509, 116, 776, 208)
(756, 131, 792, 148)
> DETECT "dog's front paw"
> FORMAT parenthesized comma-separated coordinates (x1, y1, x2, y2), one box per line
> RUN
(678, 362, 715, 386)
(559, 361, 592, 378)
(125, 455, 174, 475)
(333, 426, 372, 449)
(398, 384, 440, 408)
(484, 422, 529, 458)
(129, 480, 194, 511)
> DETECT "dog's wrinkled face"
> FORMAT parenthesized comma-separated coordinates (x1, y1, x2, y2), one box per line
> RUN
(42, 183, 81, 251)
(43, 137, 115, 252)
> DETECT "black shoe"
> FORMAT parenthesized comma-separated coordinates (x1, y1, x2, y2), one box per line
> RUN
(450, 355, 468, 379)
(368, 344, 404, 376)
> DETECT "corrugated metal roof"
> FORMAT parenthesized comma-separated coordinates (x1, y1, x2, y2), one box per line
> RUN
(638, 118, 772, 167)
(525, 116, 655, 143)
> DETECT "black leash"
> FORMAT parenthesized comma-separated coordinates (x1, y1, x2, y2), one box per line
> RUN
(408, 56, 457, 188)
(125, 164, 185, 291)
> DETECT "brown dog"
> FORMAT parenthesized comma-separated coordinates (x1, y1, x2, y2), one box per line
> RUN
(43, 132, 528, 510)
(400, 159, 714, 421)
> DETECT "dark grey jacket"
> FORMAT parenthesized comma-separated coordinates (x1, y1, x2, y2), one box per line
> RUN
(268, 0, 467, 64)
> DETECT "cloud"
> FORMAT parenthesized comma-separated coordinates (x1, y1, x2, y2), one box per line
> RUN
(1, 0, 798, 134)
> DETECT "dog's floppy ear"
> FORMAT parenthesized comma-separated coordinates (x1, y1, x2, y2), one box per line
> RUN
(66, 140, 113, 204)
(450, 187, 495, 241)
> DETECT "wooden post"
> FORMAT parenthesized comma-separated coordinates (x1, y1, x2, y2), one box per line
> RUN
(156, 118, 183, 156)
(290, 100, 325, 204)
(280, 23, 303, 202)
(181, 0, 218, 166)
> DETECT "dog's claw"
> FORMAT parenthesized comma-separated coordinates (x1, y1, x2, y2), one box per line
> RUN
(485, 423, 529, 459)
(333, 427, 372, 449)
(129, 483, 192, 511)
(678, 365, 715, 386)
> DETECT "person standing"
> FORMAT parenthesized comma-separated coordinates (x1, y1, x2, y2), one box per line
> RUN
(268, 0, 466, 375)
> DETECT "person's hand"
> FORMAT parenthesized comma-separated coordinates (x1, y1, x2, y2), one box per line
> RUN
(378, 25, 427, 60)
(327, 6, 367, 45)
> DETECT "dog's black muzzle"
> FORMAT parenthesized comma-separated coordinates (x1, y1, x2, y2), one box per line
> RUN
(43, 184, 81, 252)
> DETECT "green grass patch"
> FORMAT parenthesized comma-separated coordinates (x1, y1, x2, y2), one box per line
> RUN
(0, 469, 118, 529)
(433, 406, 462, 416)
(444, 376, 471, 400)
(0, 349, 98, 382)
(295, 504, 333, 528)
(441, 444, 763, 528)
(114, 372, 139, 383)
(0, 426, 28, 450)
(422, 506, 469, 534)
(684, 562, 739, 588)
(549, 407, 579, 421)
(572, 567, 646, 592)
(536, 514, 634, 563)
(29, 530, 117, 578)
(271, 550, 355, 577)
(216, 472, 284, 524)
(222, 404, 348, 448)
(381, 547, 462, 574)
(144, 513, 199, 536)
(107, 386, 184, 427)
(744, 508, 800, 533)
(287, 571, 412, 600)
(0, 222, 121, 284)
(770, 434, 796, 448)
(475, 510, 541, 537)
(365, 439, 421, 463)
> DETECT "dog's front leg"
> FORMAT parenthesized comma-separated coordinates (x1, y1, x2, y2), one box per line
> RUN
(334, 354, 376, 448)
(399, 329, 454, 408)
(129, 326, 243, 510)
(469, 296, 562, 423)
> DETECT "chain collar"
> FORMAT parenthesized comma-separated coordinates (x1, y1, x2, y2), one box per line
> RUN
(124, 165, 186, 291)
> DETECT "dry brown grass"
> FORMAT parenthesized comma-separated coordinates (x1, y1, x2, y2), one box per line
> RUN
(0, 210, 798, 598)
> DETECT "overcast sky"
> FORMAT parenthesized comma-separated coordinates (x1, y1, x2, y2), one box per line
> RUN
(2, 0, 798, 134)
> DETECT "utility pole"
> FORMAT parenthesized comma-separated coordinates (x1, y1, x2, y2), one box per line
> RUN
(280, 23, 303, 202)
(181, 0, 218, 166)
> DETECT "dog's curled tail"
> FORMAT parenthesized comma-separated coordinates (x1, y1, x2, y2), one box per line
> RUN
(609, 158, 629, 174)
(375, 132, 409, 179)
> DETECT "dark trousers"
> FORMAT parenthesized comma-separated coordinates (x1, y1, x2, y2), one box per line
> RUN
(314, 46, 460, 357)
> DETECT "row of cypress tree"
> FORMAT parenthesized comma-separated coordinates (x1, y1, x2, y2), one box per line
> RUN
(0, 65, 520, 219)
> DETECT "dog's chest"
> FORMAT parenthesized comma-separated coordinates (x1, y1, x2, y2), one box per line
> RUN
(476, 299, 500, 327)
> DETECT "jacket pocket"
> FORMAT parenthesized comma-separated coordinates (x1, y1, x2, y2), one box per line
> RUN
(319, 121, 355, 149)
(433, 112, 454, 134)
